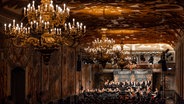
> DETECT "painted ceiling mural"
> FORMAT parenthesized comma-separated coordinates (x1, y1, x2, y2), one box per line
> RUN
(1, 0, 184, 47)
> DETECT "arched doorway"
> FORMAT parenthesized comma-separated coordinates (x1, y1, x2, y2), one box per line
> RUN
(11, 67, 25, 104)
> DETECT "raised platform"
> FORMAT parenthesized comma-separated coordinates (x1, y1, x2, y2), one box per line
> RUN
(113, 69, 152, 82)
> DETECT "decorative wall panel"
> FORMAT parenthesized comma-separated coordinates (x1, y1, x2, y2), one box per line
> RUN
(175, 37, 184, 98)
(82, 64, 90, 90)
(61, 46, 68, 98)
(75, 71, 81, 94)
(114, 69, 152, 82)
(25, 51, 41, 103)
(48, 50, 62, 100)
(0, 61, 8, 102)
(1, 39, 93, 102)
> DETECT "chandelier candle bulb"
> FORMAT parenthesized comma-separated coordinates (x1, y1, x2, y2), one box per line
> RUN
(21, 23, 23, 28)
(54, 28, 56, 34)
(26, 8, 28, 14)
(28, 27, 30, 34)
(4, 24, 7, 31)
(47, 22, 49, 28)
(16, 24, 19, 29)
(8, 24, 11, 31)
(44, 22, 46, 29)
(58, 29, 60, 35)
(84, 26, 86, 33)
(24, 7, 26, 15)
(58, 7, 61, 13)
(36, 22, 38, 29)
(25, 28, 27, 34)
(64, 4, 66, 11)
(39, 16, 42, 22)
(77, 22, 79, 29)
(57, 28, 60, 35)
(38, 6, 40, 12)
(13, 20, 15, 27)
(45, 4, 47, 11)
(68, 23, 71, 29)
(33, 21, 36, 28)
(80, 23, 83, 30)
(32, 5, 35, 11)
(30, 21, 33, 28)
(67, 8, 70, 15)
(32, 1, 35, 8)
(59, 28, 62, 35)
(27, 3, 30, 10)
(18, 28, 21, 34)
(35, 10, 38, 16)
(64, 23, 67, 30)
(30, 7, 32, 12)
(41, 20, 44, 26)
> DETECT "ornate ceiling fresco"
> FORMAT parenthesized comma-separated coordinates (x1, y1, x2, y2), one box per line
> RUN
(1, 0, 184, 48)
(68, 1, 184, 47)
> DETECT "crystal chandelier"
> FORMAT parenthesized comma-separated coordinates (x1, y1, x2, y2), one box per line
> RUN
(112, 44, 138, 70)
(64, 18, 86, 46)
(84, 32, 132, 69)
(111, 44, 128, 69)
(84, 28, 115, 68)
(4, 0, 86, 64)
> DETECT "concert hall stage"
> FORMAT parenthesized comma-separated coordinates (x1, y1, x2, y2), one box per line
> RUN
(113, 69, 152, 82)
